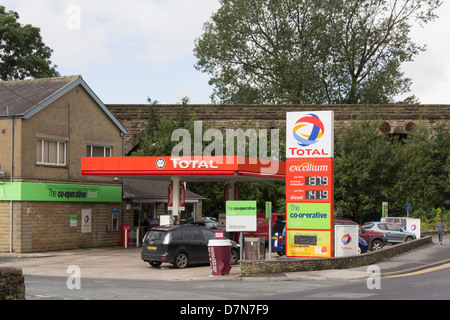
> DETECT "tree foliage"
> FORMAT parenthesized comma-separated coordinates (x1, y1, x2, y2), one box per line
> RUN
(0, 6, 59, 80)
(334, 119, 402, 223)
(335, 119, 449, 225)
(194, 0, 441, 104)
(390, 122, 450, 221)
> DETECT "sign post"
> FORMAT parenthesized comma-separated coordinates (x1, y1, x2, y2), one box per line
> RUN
(382, 202, 388, 218)
(226, 200, 257, 261)
(266, 202, 272, 260)
(285, 111, 334, 258)
(406, 203, 411, 217)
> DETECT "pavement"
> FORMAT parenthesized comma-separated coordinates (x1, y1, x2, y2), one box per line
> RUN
(1, 233, 449, 282)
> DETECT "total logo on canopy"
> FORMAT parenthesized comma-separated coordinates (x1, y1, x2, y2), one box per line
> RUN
(286, 111, 334, 159)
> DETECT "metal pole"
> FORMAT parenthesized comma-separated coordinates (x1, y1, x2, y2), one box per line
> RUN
(267, 202, 272, 261)
(9, 109, 14, 254)
(171, 176, 180, 224)
(239, 232, 243, 261)
(268, 217, 272, 260)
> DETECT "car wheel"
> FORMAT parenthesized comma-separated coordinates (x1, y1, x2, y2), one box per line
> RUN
(149, 261, 162, 268)
(370, 240, 383, 251)
(405, 236, 413, 242)
(174, 253, 188, 269)
(230, 249, 239, 265)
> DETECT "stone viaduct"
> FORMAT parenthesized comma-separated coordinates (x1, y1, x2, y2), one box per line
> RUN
(106, 104, 449, 155)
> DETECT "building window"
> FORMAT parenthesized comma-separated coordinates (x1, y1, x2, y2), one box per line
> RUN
(36, 139, 66, 166)
(86, 145, 112, 157)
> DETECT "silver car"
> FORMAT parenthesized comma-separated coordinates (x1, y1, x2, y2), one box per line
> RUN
(362, 222, 416, 244)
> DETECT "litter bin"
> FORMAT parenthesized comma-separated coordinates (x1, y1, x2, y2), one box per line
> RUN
(244, 237, 265, 260)
(208, 239, 232, 276)
(122, 226, 131, 247)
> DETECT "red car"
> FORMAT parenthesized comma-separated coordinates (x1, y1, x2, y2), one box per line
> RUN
(335, 218, 387, 251)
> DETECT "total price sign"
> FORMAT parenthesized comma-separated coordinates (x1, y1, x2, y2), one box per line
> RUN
(286, 111, 335, 258)
(286, 158, 334, 203)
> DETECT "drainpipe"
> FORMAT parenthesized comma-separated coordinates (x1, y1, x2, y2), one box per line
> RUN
(6, 106, 14, 253)
(121, 132, 125, 156)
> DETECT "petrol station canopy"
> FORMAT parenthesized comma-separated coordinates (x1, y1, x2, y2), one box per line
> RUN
(81, 156, 285, 182)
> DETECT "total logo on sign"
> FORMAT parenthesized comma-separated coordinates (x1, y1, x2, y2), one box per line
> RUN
(286, 111, 334, 158)
(341, 234, 352, 245)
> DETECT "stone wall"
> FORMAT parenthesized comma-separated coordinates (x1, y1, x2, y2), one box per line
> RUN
(240, 236, 432, 276)
(1, 200, 128, 253)
(107, 104, 450, 154)
(0, 266, 25, 300)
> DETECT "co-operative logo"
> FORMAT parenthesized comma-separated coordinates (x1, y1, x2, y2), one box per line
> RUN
(341, 234, 352, 245)
(293, 114, 325, 147)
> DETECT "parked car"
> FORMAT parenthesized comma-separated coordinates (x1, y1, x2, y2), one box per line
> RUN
(362, 221, 416, 244)
(335, 219, 387, 251)
(358, 237, 368, 254)
(271, 219, 286, 256)
(202, 218, 220, 229)
(236, 213, 286, 247)
(141, 225, 240, 268)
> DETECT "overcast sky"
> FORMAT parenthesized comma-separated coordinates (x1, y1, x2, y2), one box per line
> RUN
(3, 0, 450, 105)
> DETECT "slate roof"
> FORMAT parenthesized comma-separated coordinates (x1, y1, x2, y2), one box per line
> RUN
(0, 76, 127, 134)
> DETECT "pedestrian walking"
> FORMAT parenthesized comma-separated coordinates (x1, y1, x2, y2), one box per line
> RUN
(435, 219, 446, 245)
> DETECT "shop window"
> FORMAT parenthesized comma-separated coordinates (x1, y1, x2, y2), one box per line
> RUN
(36, 139, 66, 166)
(86, 145, 112, 157)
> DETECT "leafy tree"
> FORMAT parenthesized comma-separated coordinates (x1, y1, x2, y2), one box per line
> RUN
(334, 118, 449, 225)
(334, 119, 402, 223)
(0, 6, 59, 80)
(392, 122, 450, 220)
(194, 0, 441, 104)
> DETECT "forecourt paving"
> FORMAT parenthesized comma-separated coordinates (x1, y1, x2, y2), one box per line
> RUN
(1, 234, 449, 282)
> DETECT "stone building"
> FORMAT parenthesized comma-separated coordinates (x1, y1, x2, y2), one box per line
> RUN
(0, 76, 128, 253)
(0, 76, 205, 253)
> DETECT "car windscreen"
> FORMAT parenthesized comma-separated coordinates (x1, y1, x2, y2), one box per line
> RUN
(362, 223, 374, 229)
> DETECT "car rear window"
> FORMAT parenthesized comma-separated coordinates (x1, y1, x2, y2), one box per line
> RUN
(272, 221, 285, 233)
(144, 230, 167, 242)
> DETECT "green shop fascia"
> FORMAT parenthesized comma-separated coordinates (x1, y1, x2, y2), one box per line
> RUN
(0, 182, 122, 202)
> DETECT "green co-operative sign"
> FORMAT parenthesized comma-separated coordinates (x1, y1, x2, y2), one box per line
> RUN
(0, 182, 122, 202)
(225, 200, 257, 232)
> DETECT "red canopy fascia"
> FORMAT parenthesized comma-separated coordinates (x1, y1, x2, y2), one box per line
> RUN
(81, 156, 285, 182)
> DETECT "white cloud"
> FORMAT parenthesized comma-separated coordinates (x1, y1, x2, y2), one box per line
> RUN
(4, 0, 450, 104)
(396, 1, 450, 103)
(5, 0, 220, 68)
(2, 0, 220, 103)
